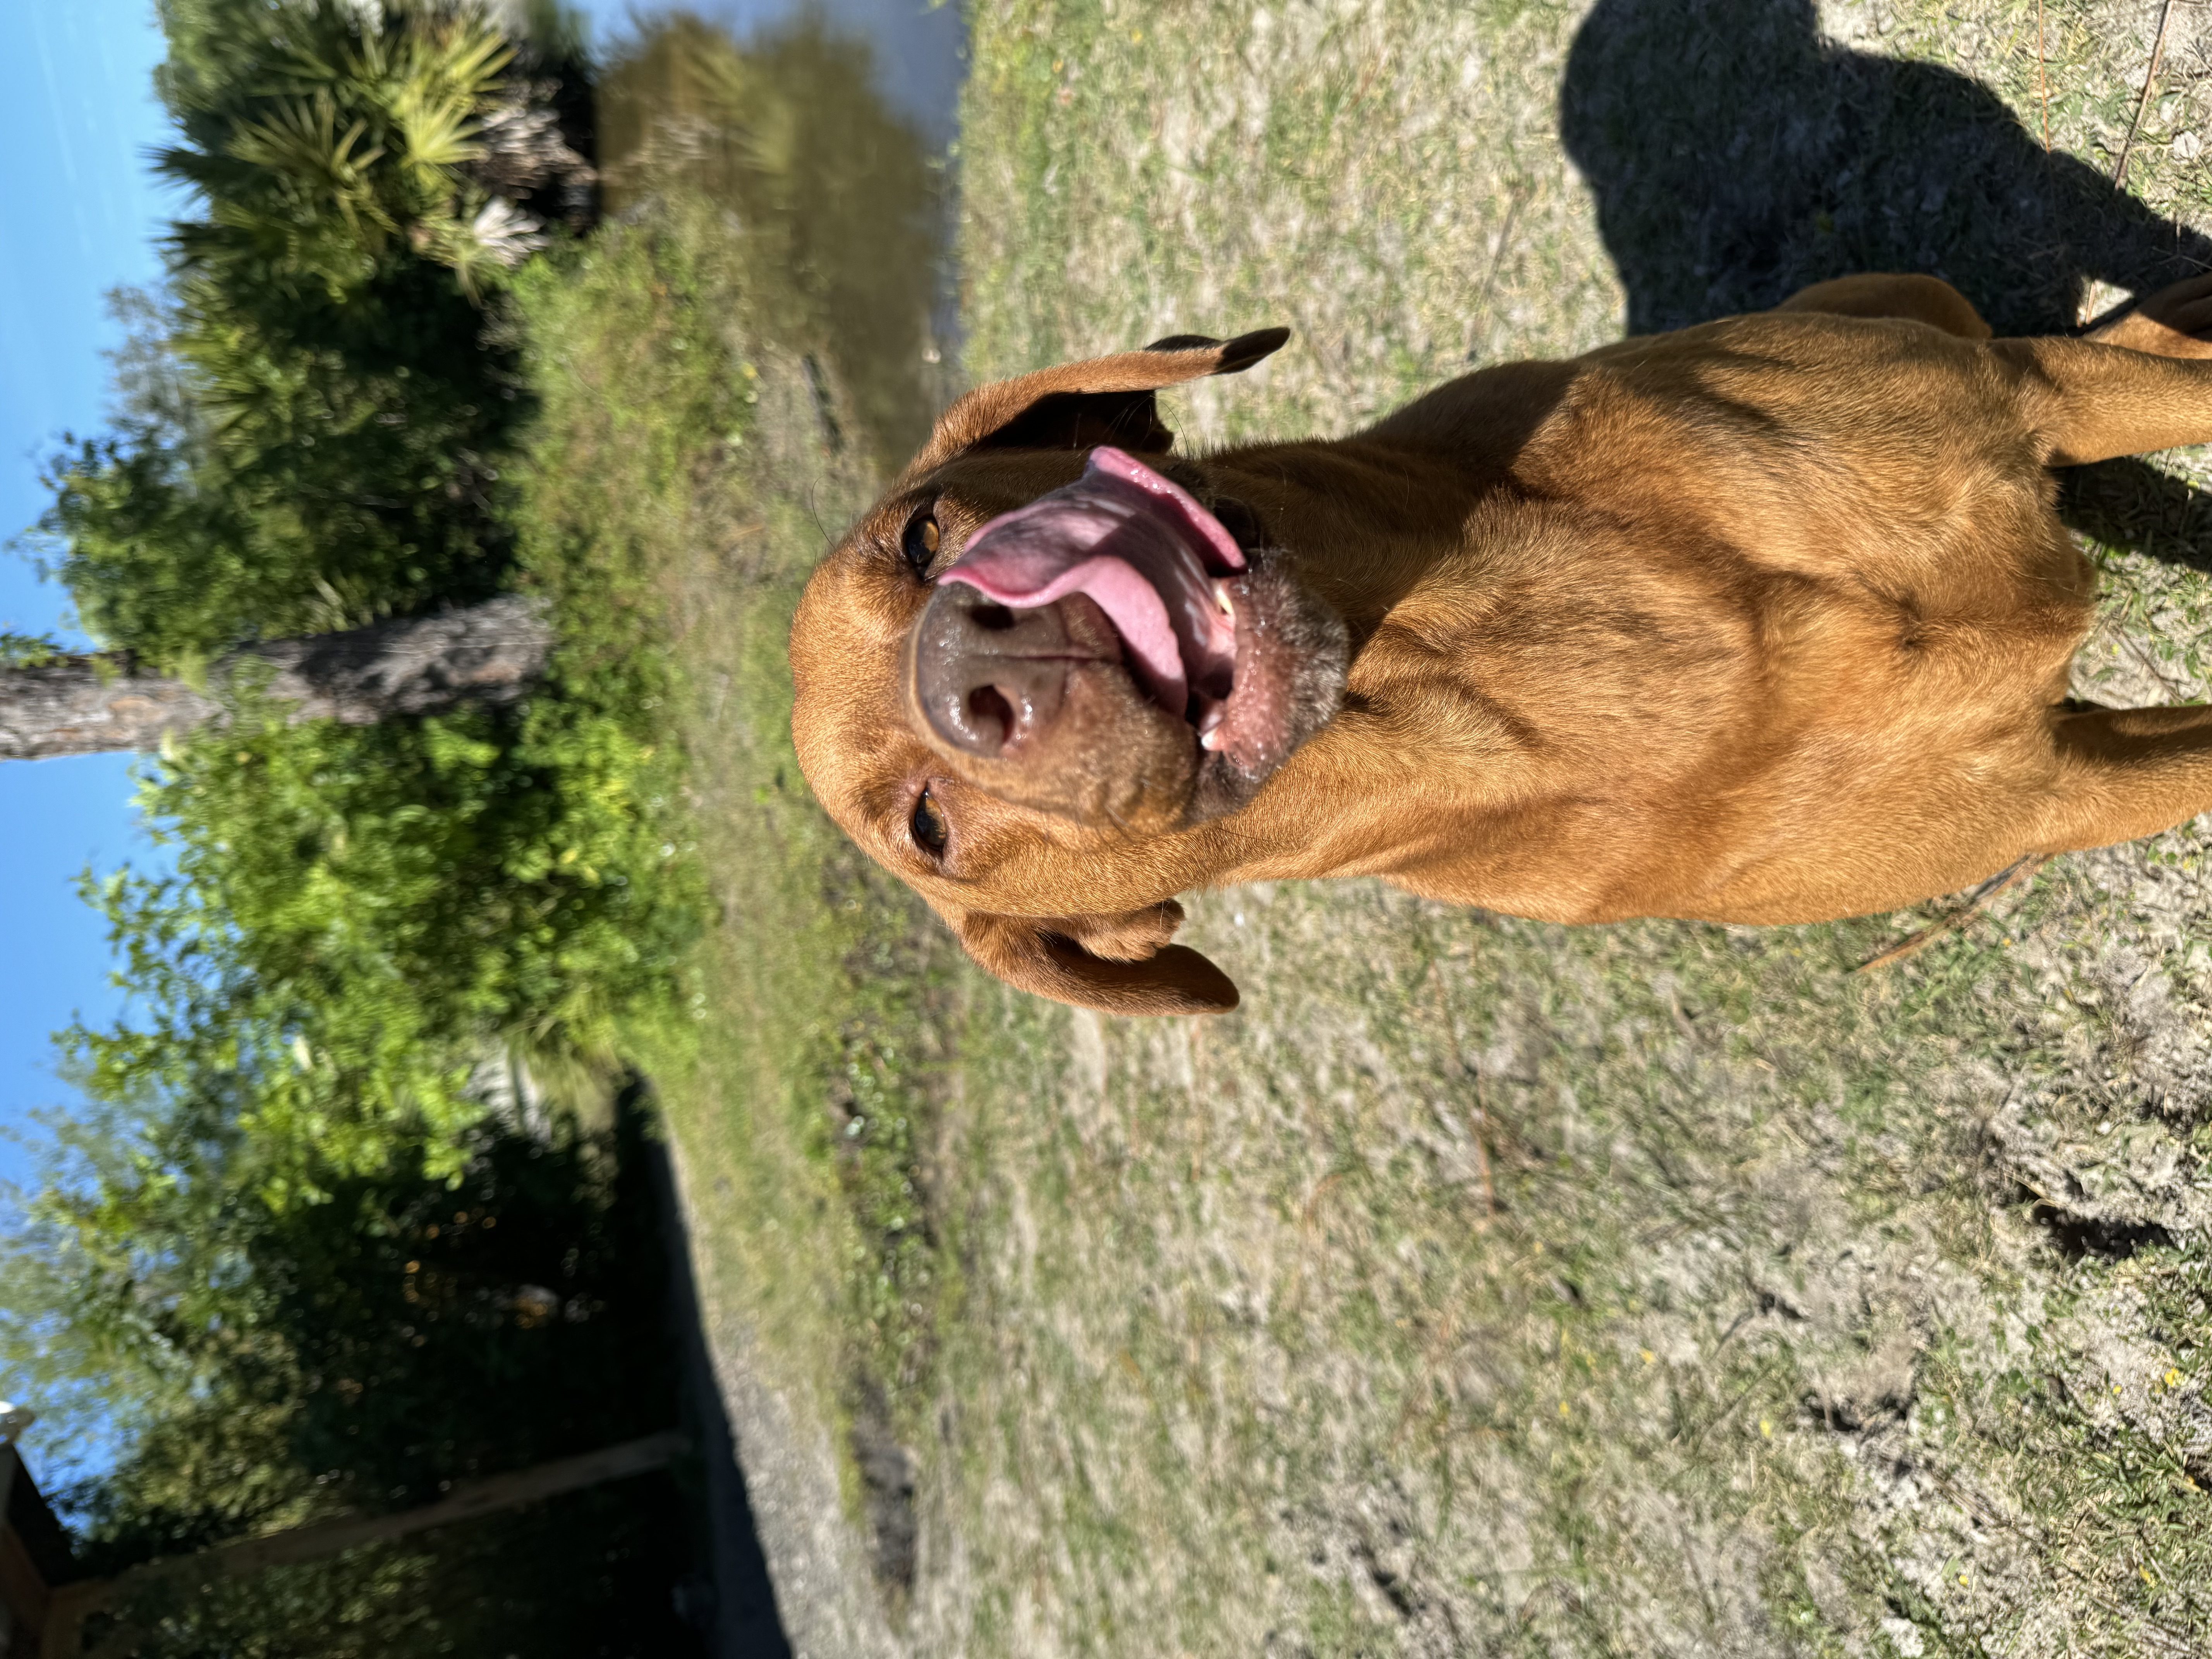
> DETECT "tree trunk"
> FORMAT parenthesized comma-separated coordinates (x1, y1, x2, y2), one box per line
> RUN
(0, 596, 556, 761)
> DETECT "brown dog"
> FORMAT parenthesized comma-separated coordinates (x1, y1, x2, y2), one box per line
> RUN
(789, 272, 2212, 1015)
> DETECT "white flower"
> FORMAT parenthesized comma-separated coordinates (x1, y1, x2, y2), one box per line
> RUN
(469, 197, 547, 268)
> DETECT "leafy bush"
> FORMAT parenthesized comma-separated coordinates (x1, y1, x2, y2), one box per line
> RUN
(595, 12, 942, 463)
(156, 0, 534, 304)
(68, 686, 698, 1194)
(41, 313, 517, 665)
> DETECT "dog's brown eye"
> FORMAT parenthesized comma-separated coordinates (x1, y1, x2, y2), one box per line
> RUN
(902, 508, 940, 577)
(911, 786, 948, 855)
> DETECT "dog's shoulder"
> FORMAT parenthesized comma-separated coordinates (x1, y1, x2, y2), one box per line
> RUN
(1487, 313, 2075, 608)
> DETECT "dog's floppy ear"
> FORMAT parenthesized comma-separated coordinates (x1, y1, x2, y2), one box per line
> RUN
(946, 900, 1239, 1017)
(899, 328, 1289, 482)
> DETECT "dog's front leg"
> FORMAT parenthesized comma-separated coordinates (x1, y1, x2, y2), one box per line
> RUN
(2033, 703, 2212, 854)
(1996, 274, 2212, 464)
(2083, 271, 2212, 359)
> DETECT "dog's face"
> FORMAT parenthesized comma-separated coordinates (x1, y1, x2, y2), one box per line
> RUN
(790, 329, 1349, 1015)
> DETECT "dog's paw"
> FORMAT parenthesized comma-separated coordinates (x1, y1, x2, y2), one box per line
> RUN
(2090, 272, 2212, 357)
(1057, 901, 1187, 963)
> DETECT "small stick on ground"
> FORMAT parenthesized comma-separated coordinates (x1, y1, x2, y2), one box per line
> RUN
(1854, 855, 2048, 974)
(2038, 0, 2050, 153)
(1471, 1077, 1497, 1220)
(1463, 178, 1533, 362)
(2114, 0, 2178, 187)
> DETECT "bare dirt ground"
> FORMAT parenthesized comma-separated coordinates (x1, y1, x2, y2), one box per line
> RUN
(649, 2, 2212, 1654)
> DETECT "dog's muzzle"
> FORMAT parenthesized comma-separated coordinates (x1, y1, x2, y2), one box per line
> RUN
(909, 586, 1126, 758)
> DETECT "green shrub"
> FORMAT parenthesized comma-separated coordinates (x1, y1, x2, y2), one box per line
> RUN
(18, 1094, 703, 1657)
(41, 351, 517, 666)
(66, 668, 698, 1195)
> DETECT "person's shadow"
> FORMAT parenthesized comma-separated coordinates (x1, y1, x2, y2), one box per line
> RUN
(1559, 0, 2212, 572)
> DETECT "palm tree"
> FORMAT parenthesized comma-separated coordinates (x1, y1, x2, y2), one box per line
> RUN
(159, 0, 556, 313)
(45, 2, 592, 695)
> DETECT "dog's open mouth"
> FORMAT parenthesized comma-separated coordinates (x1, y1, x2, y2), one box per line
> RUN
(910, 444, 1348, 825)
(937, 445, 1264, 753)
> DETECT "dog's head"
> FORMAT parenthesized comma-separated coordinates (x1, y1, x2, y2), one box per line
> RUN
(789, 329, 1349, 1015)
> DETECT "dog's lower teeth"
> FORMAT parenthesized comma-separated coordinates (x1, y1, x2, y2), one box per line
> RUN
(1214, 580, 1236, 618)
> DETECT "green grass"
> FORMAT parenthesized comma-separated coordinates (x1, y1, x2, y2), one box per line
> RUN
(930, 1, 2212, 1650)
(530, 2, 2212, 1652)
(512, 198, 961, 1587)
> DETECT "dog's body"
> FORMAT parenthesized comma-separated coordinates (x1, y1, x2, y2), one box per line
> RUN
(790, 273, 2212, 1013)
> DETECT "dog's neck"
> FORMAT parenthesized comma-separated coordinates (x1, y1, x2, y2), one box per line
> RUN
(1197, 362, 1578, 637)
(1156, 426, 1549, 888)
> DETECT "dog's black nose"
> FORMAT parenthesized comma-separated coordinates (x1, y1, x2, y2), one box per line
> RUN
(910, 584, 1077, 756)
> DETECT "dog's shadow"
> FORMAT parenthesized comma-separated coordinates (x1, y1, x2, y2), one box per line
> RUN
(1560, 0, 2212, 574)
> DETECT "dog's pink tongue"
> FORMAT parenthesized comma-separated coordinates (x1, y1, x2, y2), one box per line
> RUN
(938, 447, 1240, 714)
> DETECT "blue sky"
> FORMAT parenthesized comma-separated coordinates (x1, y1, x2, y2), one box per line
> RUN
(0, 2, 176, 1204)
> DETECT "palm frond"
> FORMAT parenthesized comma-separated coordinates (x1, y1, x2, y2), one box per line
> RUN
(413, 199, 534, 300)
(409, 17, 513, 106)
(389, 81, 483, 177)
(388, 16, 514, 182)
(264, 18, 383, 94)
(223, 91, 396, 254)
(225, 92, 387, 194)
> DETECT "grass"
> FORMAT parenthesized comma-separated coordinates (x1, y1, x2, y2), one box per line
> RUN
(538, 1, 2212, 1653)
(929, 1, 2212, 1650)
(511, 189, 965, 1632)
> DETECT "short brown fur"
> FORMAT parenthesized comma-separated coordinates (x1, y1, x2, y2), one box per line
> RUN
(789, 273, 2212, 1014)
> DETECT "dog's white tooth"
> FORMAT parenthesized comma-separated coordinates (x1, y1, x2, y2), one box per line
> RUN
(1214, 580, 1236, 618)
(1200, 728, 1222, 750)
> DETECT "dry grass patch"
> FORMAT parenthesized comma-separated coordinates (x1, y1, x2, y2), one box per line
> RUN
(923, 2, 2212, 1654)
(567, 4, 2212, 1654)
